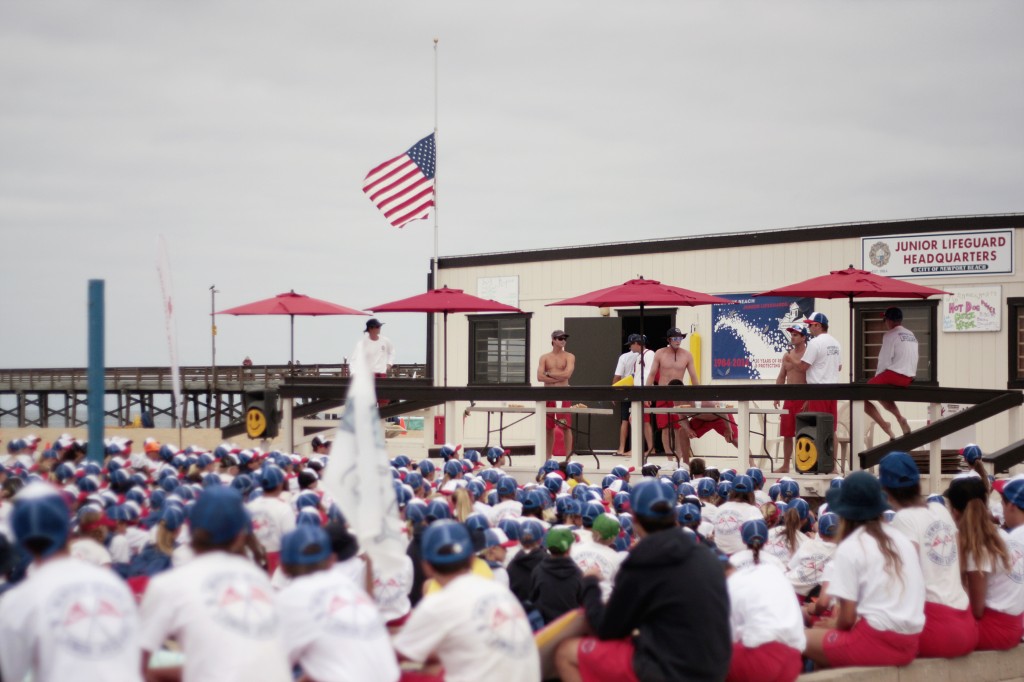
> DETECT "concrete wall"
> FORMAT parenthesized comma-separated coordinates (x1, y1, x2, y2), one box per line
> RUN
(800, 645, 1024, 682)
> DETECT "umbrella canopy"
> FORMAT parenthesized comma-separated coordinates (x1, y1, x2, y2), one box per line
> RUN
(754, 266, 949, 382)
(367, 286, 523, 385)
(754, 266, 951, 301)
(548, 276, 733, 385)
(548, 277, 734, 309)
(217, 290, 367, 365)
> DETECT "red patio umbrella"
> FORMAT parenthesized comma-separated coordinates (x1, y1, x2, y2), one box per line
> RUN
(754, 266, 950, 381)
(367, 286, 523, 385)
(217, 290, 367, 366)
(548, 276, 734, 384)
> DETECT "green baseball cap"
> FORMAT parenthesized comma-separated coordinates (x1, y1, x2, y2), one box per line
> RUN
(592, 513, 621, 541)
(544, 527, 575, 553)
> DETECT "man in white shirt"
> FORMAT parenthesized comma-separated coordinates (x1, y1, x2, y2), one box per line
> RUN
(612, 334, 655, 455)
(865, 307, 919, 439)
(361, 318, 395, 377)
(139, 486, 292, 682)
(0, 484, 143, 682)
(799, 311, 842, 440)
(276, 526, 399, 682)
(247, 465, 296, 575)
(393, 520, 541, 682)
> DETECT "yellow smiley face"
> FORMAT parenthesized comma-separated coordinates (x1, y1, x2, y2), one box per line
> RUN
(795, 435, 818, 473)
(246, 407, 268, 439)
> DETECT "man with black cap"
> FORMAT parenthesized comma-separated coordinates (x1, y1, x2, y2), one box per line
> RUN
(538, 329, 576, 458)
(612, 333, 655, 455)
(361, 317, 395, 377)
(647, 327, 700, 462)
(864, 306, 918, 439)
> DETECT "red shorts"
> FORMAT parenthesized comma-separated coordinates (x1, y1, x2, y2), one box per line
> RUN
(654, 400, 682, 430)
(779, 400, 804, 438)
(726, 641, 802, 682)
(802, 400, 837, 432)
(266, 551, 281, 576)
(822, 619, 920, 668)
(976, 607, 1024, 651)
(547, 400, 572, 430)
(868, 370, 914, 387)
(578, 637, 639, 682)
(918, 601, 977, 658)
(689, 415, 738, 442)
(375, 372, 390, 406)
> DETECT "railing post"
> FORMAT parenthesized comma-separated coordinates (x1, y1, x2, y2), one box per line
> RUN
(535, 400, 548, 467)
(737, 400, 750, 472)
(630, 400, 643, 470)
(928, 402, 942, 494)
(850, 401, 865, 473)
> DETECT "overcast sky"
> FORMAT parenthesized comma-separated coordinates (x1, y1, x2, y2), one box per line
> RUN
(2, 0, 1021, 370)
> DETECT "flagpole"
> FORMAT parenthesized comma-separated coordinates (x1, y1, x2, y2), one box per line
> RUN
(432, 37, 439, 274)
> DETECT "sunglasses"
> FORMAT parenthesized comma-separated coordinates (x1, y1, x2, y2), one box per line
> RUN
(669, 336, 684, 341)
(554, 336, 568, 341)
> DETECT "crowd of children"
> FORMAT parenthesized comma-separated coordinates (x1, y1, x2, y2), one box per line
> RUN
(0, 432, 1021, 682)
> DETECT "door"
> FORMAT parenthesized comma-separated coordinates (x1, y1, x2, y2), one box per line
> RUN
(563, 317, 623, 451)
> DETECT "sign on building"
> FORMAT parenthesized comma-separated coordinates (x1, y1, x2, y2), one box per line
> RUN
(477, 276, 519, 308)
(942, 285, 1002, 332)
(862, 229, 1013, 278)
(711, 295, 814, 380)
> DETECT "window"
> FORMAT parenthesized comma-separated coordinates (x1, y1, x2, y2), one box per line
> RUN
(468, 314, 531, 385)
(1007, 298, 1024, 388)
(852, 300, 937, 384)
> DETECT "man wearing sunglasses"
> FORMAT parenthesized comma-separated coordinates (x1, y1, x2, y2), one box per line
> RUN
(538, 330, 576, 459)
(646, 328, 700, 464)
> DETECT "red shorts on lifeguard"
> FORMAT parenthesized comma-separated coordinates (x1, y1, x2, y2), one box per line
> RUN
(868, 370, 913, 387)
(546, 400, 572, 429)
(577, 637, 639, 682)
(822, 619, 919, 668)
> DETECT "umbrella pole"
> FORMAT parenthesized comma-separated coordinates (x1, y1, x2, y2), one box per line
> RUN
(443, 311, 449, 387)
(290, 315, 296, 371)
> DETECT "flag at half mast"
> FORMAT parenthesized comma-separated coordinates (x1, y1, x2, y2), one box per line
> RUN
(362, 133, 436, 228)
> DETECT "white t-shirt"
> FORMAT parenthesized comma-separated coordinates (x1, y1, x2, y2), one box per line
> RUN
(828, 524, 925, 634)
(139, 552, 292, 682)
(359, 335, 396, 374)
(728, 550, 786, 573)
(0, 556, 143, 682)
(393, 573, 541, 682)
(802, 332, 842, 384)
(785, 537, 837, 596)
(699, 500, 720, 527)
(110, 534, 132, 564)
(372, 554, 414, 621)
(570, 541, 625, 602)
(276, 568, 399, 682)
(247, 495, 296, 552)
(488, 499, 523, 525)
(728, 562, 807, 651)
(876, 325, 918, 378)
(713, 501, 764, 555)
(614, 349, 656, 385)
(966, 525, 1024, 616)
(890, 504, 969, 610)
(764, 526, 808, 565)
(69, 537, 113, 567)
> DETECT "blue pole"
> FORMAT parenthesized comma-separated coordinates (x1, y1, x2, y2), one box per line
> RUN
(87, 280, 104, 464)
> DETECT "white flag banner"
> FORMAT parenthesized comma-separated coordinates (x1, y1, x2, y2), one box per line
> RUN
(321, 342, 407, 576)
(156, 236, 183, 424)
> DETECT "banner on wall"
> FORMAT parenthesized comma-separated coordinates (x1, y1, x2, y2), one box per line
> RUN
(862, 229, 1013, 278)
(942, 285, 1002, 332)
(711, 295, 814, 380)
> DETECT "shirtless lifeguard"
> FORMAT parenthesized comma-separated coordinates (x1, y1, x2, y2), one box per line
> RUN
(646, 327, 699, 463)
(773, 324, 809, 473)
(537, 329, 576, 459)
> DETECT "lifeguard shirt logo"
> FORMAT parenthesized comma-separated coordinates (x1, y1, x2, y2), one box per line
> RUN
(717, 512, 742, 535)
(311, 586, 381, 638)
(47, 582, 134, 657)
(472, 592, 532, 657)
(794, 553, 828, 584)
(924, 521, 957, 567)
(1008, 539, 1024, 584)
(203, 573, 277, 637)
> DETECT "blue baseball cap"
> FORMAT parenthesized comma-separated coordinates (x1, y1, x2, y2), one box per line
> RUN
(804, 312, 829, 326)
(960, 444, 983, 465)
(12, 484, 71, 559)
(418, 460, 436, 476)
(768, 483, 781, 501)
(486, 446, 505, 464)
(826, 471, 890, 521)
(422, 520, 473, 565)
(582, 501, 605, 526)
(161, 506, 187, 532)
(786, 323, 810, 338)
(281, 525, 332, 566)
(426, 498, 451, 520)
(522, 489, 548, 511)
(611, 465, 632, 479)
(567, 462, 584, 477)
(879, 451, 920, 489)
(696, 478, 716, 498)
(716, 481, 733, 498)
(789, 497, 810, 521)
(719, 470, 736, 483)
(779, 479, 800, 500)
(405, 502, 428, 526)
(189, 486, 250, 544)
(732, 475, 754, 494)
(741, 519, 769, 547)
(745, 468, 764, 487)
(519, 519, 546, 544)
(260, 465, 286, 491)
(443, 460, 463, 479)
(1003, 478, 1024, 509)
(677, 502, 701, 525)
(496, 476, 518, 497)
(672, 469, 691, 485)
(817, 512, 840, 538)
(630, 479, 675, 520)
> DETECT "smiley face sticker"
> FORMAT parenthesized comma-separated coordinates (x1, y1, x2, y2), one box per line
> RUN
(246, 407, 267, 439)
(795, 435, 818, 473)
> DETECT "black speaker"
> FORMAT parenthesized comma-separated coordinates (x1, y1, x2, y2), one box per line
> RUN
(794, 412, 834, 474)
(244, 389, 280, 439)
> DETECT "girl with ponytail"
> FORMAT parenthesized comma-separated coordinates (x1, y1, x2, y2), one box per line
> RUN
(724, 518, 805, 682)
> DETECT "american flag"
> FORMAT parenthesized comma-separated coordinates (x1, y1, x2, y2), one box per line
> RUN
(362, 134, 436, 228)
